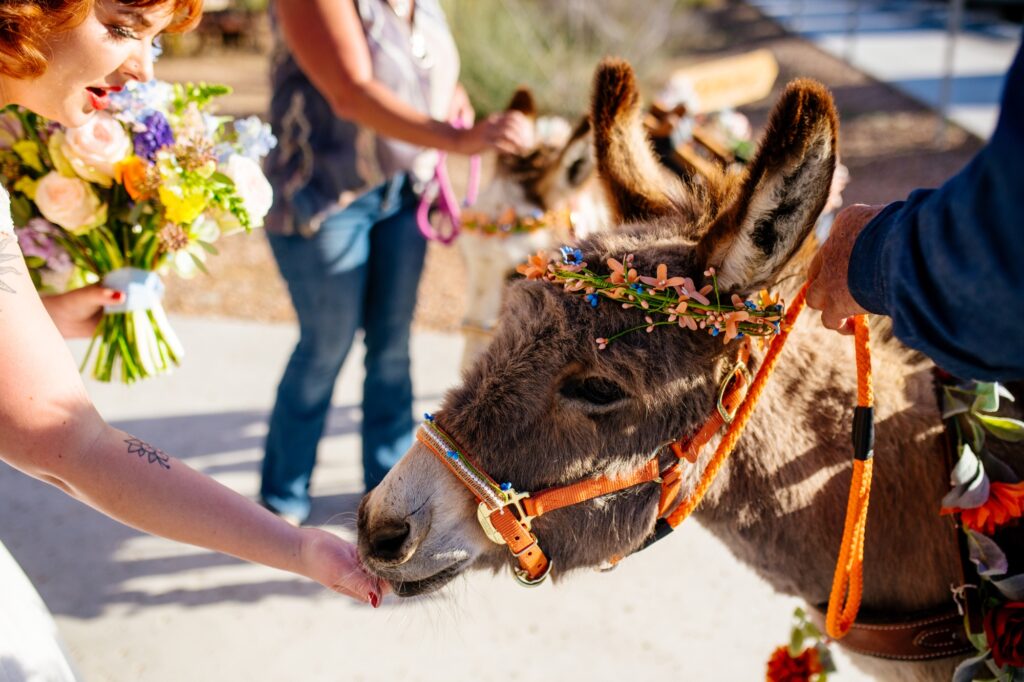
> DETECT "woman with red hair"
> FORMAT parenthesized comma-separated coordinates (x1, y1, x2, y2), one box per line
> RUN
(0, 0, 381, 619)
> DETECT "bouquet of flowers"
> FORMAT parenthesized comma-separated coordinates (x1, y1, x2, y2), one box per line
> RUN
(0, 80, 276, 383)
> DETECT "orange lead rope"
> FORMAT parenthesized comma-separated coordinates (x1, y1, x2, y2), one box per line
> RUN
(825, 315, 875, 639)
(665, 284, 810, 528)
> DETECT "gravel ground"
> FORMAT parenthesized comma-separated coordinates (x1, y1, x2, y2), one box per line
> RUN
(158, 0, 983, 331)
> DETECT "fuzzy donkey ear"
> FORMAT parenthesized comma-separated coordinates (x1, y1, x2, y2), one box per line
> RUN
(697, 79, 838, 291)
(507, 87, 537, 118)
(591, 58, 686, 223)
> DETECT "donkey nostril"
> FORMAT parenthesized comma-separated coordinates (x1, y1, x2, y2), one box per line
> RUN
(369, 521, 412, 562)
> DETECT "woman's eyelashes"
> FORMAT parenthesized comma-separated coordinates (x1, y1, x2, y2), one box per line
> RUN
(106, 24, 140, 41)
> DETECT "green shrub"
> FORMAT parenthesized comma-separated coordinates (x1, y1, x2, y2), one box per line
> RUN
(442, 0, 710, 117)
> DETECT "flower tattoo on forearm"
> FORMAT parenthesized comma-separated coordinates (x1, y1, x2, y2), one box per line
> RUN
(125, 437, 172, 469)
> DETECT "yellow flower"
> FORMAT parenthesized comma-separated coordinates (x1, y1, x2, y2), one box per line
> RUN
(159, 184, 209, 225)
(13, 176, 38, 200)
(46, 131, 77, 178)
(12, 140, 43, 173)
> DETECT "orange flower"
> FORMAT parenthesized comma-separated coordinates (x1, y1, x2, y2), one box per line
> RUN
(766, 646, 823, 682)
(942, 481, 1024, 535)
(608, 256, 638, 285)
(516, 250, 549, 280)
(760, 288, 780, 308)
(638, 263, 685, 291)
(723, 310, 750, 341)
(115, 156, 153, 200)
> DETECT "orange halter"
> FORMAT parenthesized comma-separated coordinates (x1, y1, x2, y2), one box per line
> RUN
(417, 282, 875, 643)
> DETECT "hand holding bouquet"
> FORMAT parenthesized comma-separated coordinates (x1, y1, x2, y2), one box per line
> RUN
(0, 81, 275, 383)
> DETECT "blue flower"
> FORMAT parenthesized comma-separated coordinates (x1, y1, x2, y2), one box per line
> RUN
(630, 283, 645, 294)
(710, 327, 720, 337)
(743, 300, 757, 310)
(133, 111, 174, 161)
(560, 245, 584, 266)
(585, 293, 599, 308)
(232, 116, 277, 161)
(109, 80, 174, 124)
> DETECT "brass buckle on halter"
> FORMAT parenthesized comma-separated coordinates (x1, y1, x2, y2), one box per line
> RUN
(717, 361, 751, 424)
(475, 487, 534, 546)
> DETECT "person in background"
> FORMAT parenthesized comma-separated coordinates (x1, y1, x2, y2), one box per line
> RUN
(261, 0, 531, 524)
(806, 35, 1024, 382)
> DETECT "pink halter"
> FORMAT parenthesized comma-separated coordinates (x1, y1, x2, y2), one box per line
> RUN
(416, 118, 481, 244)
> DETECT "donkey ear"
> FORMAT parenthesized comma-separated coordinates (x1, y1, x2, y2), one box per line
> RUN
(545, 117, 595, 192)
(507, 87, 537, 118)
(697, 79, 838, 291)
(591, 58, 684, 223)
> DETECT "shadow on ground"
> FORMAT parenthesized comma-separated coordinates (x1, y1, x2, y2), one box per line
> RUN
(0, 404, 374, 620)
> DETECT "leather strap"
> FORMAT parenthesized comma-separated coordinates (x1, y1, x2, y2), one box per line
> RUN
(522, 459, 661, 518)
(810, 607, 974, 661)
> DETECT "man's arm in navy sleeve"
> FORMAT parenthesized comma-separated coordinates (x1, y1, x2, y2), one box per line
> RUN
(846, 37, 1024, 381)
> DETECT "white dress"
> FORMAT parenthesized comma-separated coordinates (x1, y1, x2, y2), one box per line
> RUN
(0, 185, 14, 237)
(0, 186, 81, 681)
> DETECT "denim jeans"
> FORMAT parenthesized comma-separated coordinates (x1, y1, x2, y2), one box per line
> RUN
(260, 174, 426, 521)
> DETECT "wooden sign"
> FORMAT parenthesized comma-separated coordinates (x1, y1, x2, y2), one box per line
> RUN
(658, 49, 779, 115)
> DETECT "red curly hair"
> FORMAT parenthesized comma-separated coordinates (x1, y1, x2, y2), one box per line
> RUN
(0, 0, 202, 80)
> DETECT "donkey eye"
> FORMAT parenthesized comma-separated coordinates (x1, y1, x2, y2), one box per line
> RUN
(559, 376, 627, 406)
(567, 157, 588, 186)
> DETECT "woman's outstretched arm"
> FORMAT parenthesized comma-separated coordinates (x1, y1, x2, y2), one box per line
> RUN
(0, 234, 380, 603)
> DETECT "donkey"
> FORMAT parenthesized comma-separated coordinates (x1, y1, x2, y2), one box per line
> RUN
(361, 60, 1013, 680)
(457, 88, 609, 370)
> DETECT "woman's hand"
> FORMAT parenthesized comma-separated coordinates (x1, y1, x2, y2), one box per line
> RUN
(41, 284, 124, 339)
(298, 527, 385, 606)
(449, 84, 475, 126)
(454, 110, 534, 156)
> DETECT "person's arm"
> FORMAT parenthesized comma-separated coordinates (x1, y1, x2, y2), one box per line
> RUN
(274, 0, 529, 155)
(0, 235, 381, 603)
(808, 38, 1024, 381)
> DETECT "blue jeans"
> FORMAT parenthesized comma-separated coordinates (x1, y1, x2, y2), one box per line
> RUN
(260, 175, 426, 521)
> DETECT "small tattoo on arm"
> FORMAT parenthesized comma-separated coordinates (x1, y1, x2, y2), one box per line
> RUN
(0, 235, 18, 295)
(125, 437, 172, 469)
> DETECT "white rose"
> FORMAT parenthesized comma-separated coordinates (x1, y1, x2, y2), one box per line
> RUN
(34, 172, 107, 233)
(62, 112, 132, 187)
(222, 154, 273, 229)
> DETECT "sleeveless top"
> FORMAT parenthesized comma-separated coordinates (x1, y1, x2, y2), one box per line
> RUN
(264, 0, 460, 237)
(0, 185, 14, 237)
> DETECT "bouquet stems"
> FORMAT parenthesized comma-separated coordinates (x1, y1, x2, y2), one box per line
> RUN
(82, 306, 184, 384)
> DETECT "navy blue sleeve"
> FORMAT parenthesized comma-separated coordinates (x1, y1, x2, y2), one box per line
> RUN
(847, 36, 1024, 381)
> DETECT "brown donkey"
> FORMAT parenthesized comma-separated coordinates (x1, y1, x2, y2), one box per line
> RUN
(359, 60, 1009, 680)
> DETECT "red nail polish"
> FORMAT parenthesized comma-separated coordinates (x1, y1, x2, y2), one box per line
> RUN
(369, 592, 379, 608)
(113, 291, 125, 302)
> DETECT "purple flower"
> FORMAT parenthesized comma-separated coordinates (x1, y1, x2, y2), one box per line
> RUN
(16, 219, 72, 273)
(133, 111, 175, 161)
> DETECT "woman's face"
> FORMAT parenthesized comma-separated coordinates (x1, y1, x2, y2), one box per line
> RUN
(5, 1, 176, 127)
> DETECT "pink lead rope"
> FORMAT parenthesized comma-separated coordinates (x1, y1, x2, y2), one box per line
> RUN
(416, 118, 481, 245)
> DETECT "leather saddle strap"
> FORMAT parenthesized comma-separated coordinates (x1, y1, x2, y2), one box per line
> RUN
(810, 607, 974, 661)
